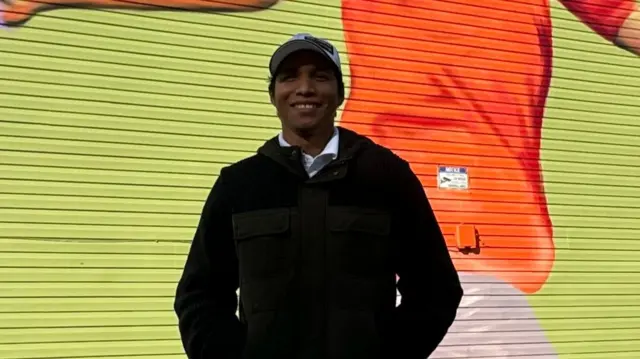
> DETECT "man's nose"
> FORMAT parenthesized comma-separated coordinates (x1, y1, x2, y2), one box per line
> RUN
(295, 77, 316, 96)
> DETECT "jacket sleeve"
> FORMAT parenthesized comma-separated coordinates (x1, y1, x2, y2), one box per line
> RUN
(174, 168, 245, 359)
(390, 160, 463, 359)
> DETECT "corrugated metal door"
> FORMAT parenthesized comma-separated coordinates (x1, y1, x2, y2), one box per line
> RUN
(2, 0, 640, 358)
(0, 1, 346, 357)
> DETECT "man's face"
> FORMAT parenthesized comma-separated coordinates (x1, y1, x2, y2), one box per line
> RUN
(271, 50, 342, 135)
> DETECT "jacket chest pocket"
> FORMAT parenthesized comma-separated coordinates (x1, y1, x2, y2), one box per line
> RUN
(232, 208, 295, 283)
(327, 206, 392, 277)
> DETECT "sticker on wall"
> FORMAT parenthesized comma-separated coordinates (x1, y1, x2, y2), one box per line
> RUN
(438, 166, 469, 190)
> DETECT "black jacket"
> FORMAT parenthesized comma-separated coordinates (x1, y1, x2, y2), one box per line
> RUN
(174, 127, 463, 359)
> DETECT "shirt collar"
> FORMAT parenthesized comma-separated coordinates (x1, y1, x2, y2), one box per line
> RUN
(278, 127, 339, 159)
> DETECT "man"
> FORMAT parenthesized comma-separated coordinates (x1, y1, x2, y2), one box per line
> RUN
(173, 33, 463, 359)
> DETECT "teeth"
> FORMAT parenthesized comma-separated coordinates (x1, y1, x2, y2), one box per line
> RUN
(295, 104, 318, 109)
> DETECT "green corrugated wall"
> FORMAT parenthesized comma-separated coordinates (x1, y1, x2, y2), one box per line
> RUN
(0, 2, 348, 358)
(1, 0, 639, 358)
(533, 3, 640, 357)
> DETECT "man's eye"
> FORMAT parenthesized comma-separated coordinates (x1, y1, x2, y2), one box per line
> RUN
(278, 73, 295, 81)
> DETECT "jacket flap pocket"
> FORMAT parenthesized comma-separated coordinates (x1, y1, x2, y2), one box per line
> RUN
(328, 207, 391, 236)
(232, 208, 290, 240)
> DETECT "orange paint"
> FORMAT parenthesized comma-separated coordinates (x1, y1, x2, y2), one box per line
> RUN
(1, 0, 279, 26)
(340, 0, 635, 294)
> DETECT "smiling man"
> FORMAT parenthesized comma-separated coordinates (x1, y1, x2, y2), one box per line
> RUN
(173, 33, 463, 359)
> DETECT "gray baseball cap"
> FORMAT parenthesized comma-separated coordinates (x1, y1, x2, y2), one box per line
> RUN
(269, 33, 342, 76)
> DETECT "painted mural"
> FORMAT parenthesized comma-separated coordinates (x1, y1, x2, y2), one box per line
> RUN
(2, 0, 640, 358)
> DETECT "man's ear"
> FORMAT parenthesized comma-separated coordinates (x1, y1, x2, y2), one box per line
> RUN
(269, 92, 276, 106)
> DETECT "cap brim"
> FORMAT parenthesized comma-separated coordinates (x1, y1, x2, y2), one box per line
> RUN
(269, 39, 339, 76)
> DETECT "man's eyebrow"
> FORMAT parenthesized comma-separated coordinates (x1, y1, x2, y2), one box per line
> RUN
(315, 67, 333, 72)
(315, 68, 337, 77)
(277, 67, 296, 76)
(276, 66, 334, 77)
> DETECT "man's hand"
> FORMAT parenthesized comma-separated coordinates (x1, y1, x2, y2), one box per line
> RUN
(616, 9, 640, 55)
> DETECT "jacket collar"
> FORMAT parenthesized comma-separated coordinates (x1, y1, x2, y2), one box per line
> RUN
(277, 126, 339, 161)
(258, 126, 373, 179)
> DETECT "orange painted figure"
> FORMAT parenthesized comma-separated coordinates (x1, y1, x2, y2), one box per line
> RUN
(0, 0, 280, 26)
(340, 0, 639, 295)
(3, 0, 638, 294)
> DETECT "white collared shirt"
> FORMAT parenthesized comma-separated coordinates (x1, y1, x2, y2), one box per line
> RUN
(278, 127, 339, 178)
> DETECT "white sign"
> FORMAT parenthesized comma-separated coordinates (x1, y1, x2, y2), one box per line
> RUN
(438, 166, 469, 190)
